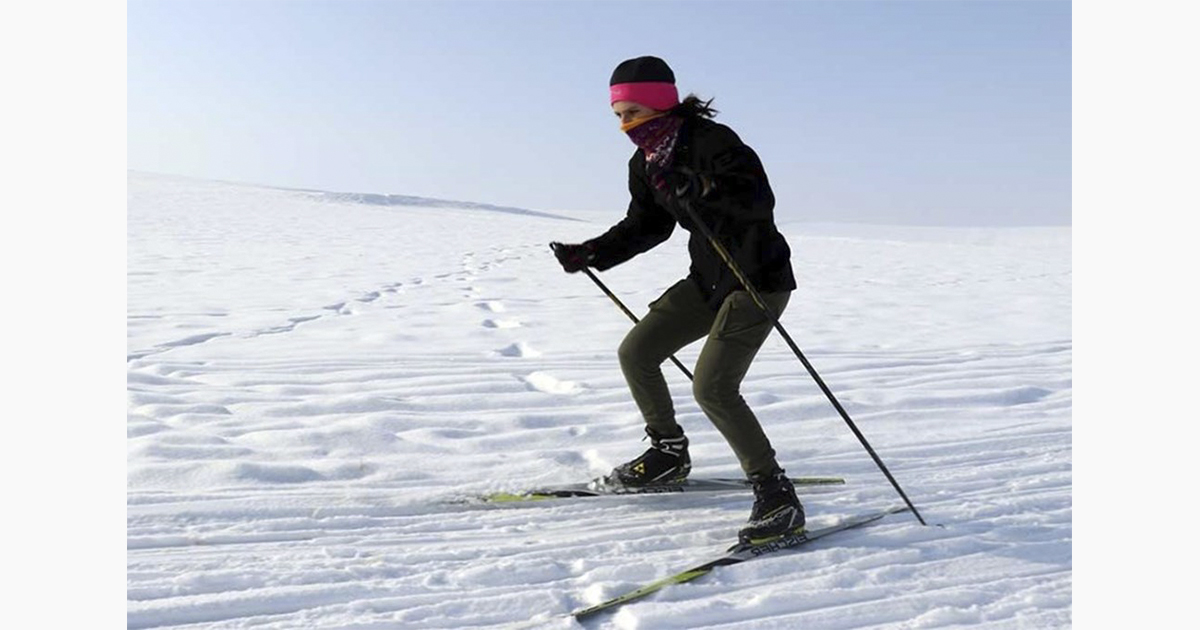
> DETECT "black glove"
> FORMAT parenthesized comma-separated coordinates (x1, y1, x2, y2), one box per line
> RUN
(550, 241, 596, 273)
(663, 166, 716, 201)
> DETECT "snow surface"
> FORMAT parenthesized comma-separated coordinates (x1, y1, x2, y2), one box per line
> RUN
(128, 172, 1071, 629)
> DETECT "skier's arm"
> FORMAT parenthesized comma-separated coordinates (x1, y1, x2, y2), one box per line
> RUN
(688, 125, 775, 225)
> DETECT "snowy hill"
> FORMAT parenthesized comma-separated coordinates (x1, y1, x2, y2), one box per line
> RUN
(127, 172, 1071, 628)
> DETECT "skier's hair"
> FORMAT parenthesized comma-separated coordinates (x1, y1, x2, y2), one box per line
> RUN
(669, 94, 719, 119)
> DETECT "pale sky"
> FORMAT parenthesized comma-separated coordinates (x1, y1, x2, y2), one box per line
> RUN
(128, 0, 1071, 226)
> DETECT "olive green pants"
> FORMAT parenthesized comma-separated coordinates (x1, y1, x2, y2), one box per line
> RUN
(617, 279, 791, 477)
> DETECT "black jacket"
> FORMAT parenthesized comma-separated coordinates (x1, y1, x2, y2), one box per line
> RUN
(586, 117, 797, 310)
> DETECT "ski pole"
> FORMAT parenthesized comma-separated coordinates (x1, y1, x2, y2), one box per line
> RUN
(677, 197, 928, 526)
(549, 243, 695, 382)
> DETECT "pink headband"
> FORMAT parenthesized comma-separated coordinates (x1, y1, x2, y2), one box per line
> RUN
(610, 82, 680, 111)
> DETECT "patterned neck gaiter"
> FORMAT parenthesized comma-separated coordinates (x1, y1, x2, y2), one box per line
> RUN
(623, 114, 684, 172)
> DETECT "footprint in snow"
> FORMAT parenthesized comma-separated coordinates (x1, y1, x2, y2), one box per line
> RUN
(254, 315, 321, 336)
(160, 332, 230, 348)
(134, 333, 233, 360)
(482, 318, 522, 329)
(475, 301, 507, 313)
(494, 342, 542, 358)
(520, 372, 582, 395)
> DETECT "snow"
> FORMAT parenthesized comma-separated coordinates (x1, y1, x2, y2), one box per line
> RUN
(127, 172, 1071, 628)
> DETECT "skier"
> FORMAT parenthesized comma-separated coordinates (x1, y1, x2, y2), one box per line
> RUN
(552, 56, 803, 544)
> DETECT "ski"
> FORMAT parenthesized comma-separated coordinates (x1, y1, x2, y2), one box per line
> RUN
(469, 476, 845, 504)
(571, 505, 910, 620)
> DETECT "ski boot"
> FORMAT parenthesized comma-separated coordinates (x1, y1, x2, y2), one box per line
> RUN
(601, 427, 691, 488)
(738, 469, 806, 545)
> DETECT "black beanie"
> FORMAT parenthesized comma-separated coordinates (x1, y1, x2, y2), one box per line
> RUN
(609, 56, 676, 86)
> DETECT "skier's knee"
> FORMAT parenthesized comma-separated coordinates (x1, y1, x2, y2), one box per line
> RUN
(618, 335, 647, 372)
(621, 333, 670, 371)
(693, 375, 737, 411)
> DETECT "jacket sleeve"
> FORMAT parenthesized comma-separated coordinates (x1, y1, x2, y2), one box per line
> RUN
(585, 155, 677, 271)
(693, 124, 775, 225)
